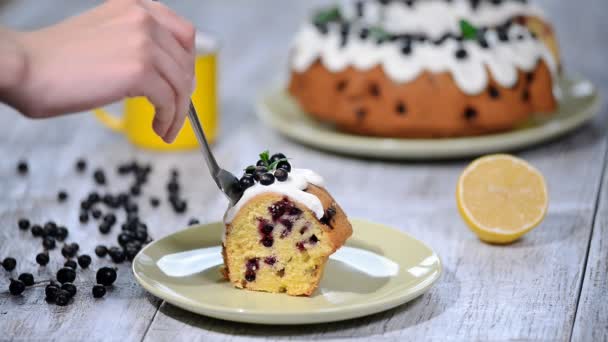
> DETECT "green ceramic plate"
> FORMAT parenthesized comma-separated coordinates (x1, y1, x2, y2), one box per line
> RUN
(255, 76, 600, 160)
(132, 219, 441, 325)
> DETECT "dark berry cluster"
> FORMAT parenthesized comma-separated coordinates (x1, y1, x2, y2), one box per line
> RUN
(5, 156, 198, 308)
(167, 169, 187, 214)
(239, 151, 292, 190)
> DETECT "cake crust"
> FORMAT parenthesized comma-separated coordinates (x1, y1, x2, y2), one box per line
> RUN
(288, 59, 556, 138)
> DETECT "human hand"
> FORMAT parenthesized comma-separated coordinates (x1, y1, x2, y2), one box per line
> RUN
(5, 0, 195, 143)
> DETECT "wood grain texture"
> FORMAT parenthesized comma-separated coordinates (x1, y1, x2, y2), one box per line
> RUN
(571, 152, 608, 342)
(0, 0, 607, 341)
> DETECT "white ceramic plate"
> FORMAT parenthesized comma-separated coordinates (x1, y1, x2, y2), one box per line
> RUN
(133, 219, 441, 325)
(255, 76, 600, 160)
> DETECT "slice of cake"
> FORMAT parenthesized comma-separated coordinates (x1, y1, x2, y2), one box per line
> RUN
(221, 151, 352, 296)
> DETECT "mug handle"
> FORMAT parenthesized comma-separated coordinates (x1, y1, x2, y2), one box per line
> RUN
(93, 108, 125, 132)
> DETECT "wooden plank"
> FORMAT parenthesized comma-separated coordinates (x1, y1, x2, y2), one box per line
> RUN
(143, 122, 607, 342)
(571, 152, 608, 342)
(0, 0, 606, 341)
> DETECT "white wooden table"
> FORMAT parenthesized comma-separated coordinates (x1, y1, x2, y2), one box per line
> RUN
(1, 1, 606, 341)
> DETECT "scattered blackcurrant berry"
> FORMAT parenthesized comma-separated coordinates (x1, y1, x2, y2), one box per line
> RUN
(78, 255, 92, 268)
(130, 185, 141, 196)
(92, 285, 106, 298)
(149, 197, 160, 207)
(93, 169, 106, 185)
(90, 209, 101, 219)
(76, 158, 87, 172)
(31, 224, 43, 237)
(79, 211, 89, 223)
(96, 267, 117, 286)
(45, 284, 59, 302)
(61, 244, 78, 258)
(64, 260, 77, 270)
(18, 273, 34, 286)
(99, 222, 111, 234)
(172, 200, 187, 214)
(43, 237, 56, 250)
(103, 213, 116, 225)
(57, 267, 76, 284)
(61, 283, 77, 298)
(2, 257, 17, 271)
(117, 232, 133, 246)
(18, 218, 30, 230)
(55, 290, 70, 306)
(57, 191, 68, 202)
(109, 247, 125, 263)
(9, 279, 26, 295)
(55, 226, 68, 241)
(36, 252, 50, 266)
(17, 160, 28, 175)
(95, 245, 108, 258)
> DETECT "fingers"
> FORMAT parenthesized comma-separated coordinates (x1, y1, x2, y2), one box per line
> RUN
(138, 70, 176, 141)
(147, 25, 192, 142)
(128, 2, 194, 142)
(141, 0, 196, 52)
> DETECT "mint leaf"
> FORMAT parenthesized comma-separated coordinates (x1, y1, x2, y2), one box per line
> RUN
(267, 158, 288, 171)
(259, 150, 270, 165)
(369, 26, 390, 41)
(460, 19, 478, 40)
(313, 6, 342, 25)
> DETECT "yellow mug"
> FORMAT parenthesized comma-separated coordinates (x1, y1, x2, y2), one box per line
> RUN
(94, 32, 219, 150)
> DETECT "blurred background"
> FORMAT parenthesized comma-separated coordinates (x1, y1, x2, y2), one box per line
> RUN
(1, 0, 605, 140)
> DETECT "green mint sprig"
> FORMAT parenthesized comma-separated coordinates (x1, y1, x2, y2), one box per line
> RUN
(245, 150, 289, 172)
(259, 150, 270, 165)
(460, 19, 479, 40)
(313, 6, 342, 25)
(369, 26, 390, 41)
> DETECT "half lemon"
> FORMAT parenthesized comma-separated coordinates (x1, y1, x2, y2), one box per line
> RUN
(457, 154, 548, 244)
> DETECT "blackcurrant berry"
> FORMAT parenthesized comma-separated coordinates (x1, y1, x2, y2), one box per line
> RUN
(9, 279, 25, 295)
(57, 267, 76, 284)
(259, 173, 275, 185)
(64, 260, 77, 270)
(18, 218, 30, 230)
(18, 273, 34, 286)
(36, 252, 50, 266)
(78, 255, 92, 268)
(95, 245, 108, 258)
(2, 257, 17, 271)
(61, 283, 77, 298)
(274, 169, 288, 182)
(96, 267, 117, 286)
(92, 285, 106, 298)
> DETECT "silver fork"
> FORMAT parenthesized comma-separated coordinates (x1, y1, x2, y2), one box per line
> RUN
(187, 102, 243, 205)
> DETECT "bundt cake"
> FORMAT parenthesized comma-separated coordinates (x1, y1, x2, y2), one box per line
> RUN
(288, 0, 560, 138)
(221, 151, 352, 296)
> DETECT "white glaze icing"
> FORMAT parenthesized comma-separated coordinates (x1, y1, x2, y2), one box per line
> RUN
(291, 21, 556, 95)
(342, 0, 546, 38)
(223, 168, 325, 225)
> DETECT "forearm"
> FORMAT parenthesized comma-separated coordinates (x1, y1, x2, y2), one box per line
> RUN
(0, 28, 29, 105)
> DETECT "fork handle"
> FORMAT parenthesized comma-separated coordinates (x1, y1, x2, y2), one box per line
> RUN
(187, 101, 221, 180)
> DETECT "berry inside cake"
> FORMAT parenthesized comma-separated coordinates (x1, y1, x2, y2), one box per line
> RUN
(221, 151, 352, 296)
